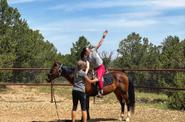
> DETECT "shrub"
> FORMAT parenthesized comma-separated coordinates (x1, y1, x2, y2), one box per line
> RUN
(168, 91, 185, 110)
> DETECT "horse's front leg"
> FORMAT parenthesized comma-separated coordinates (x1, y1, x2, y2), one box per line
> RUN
(121, 101, 125, 121)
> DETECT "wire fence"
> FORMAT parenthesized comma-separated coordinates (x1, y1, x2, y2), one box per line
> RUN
(0, 67, 185, 103)
(0, 67, 185, 91)
(0, 83, 185, 91)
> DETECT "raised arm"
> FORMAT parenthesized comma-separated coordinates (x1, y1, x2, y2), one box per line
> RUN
(85, 60, 90, 74)
(96, 30, 108, 50)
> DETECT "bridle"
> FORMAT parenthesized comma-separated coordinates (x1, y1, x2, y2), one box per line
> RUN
(57, 63, 63, 77)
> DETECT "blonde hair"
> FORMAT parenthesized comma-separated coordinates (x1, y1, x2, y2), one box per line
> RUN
(77, 60, 86, 70)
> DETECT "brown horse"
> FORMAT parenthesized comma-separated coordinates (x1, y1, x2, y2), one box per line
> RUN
(47, 61, 135, 121)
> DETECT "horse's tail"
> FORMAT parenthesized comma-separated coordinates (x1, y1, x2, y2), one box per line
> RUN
(128, 80, 135, 113)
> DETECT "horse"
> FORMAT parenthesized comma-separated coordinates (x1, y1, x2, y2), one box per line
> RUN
(47, 61, 135, 121)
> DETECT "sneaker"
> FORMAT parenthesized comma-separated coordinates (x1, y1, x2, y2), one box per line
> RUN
(97, 90, 103, 98)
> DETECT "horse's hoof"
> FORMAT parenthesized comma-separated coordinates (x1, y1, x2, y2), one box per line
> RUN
(119, 117, 125, 121)
(126, 117, 130, 122)
(119, 114, 125, 121)
(118, 117, 122, 121)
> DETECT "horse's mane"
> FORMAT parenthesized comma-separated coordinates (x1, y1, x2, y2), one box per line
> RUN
(61, 65, 94, 78)
(61, 65, 75, 75)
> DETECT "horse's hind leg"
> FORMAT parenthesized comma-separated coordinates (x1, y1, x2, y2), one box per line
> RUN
(123, 93, 131, 122)
(114, 89, 125, 121)
(117, 88, 131, 121)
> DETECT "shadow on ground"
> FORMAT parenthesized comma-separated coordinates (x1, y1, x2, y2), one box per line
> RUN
(32, 118, 118, 122)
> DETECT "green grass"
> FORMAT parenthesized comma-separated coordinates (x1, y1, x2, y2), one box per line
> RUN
(37, 86, 51, 94)
(92, 91, 169, 109)
(34, 87, 169, 109)
(136, 91, 168, 102)
(0, 85, 13, 93)
(37, 86, 73, 99)
(136, 91, 168, 109)
(0, 86, 169, 109)
(0, 87, 8, 93)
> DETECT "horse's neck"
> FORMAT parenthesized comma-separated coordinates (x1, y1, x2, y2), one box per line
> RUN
(63, 74, 74, 85)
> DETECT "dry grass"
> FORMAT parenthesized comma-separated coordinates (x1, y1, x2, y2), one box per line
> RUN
(0, 86, 184, 122)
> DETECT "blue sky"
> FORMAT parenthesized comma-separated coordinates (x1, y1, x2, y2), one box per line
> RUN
(8, 0, 185, 55)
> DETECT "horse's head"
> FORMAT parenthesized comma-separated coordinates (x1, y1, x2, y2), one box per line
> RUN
(47, 61, 63, 83)
(47, 61, 76, 83)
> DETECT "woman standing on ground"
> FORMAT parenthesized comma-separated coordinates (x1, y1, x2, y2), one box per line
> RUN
(71, 60, 98, 122)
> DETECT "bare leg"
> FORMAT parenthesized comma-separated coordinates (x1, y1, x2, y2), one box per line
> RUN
(82, 111, 87, 122)
(72, 110, 76, 122)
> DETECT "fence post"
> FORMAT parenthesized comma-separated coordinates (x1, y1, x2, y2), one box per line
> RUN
(51, 81, 54, 103)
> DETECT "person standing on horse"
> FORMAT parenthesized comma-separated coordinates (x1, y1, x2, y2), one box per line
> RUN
(72, 60, 98, 122)
(80, 30, 108, 98)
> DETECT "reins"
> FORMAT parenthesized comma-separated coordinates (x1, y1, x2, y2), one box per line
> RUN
(51, 64, 63, 119)
(51, 80, 60, 120)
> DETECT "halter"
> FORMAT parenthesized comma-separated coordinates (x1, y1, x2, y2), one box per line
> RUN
(57, 64, 63, 76)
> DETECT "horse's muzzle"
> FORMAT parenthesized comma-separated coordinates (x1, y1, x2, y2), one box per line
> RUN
(46, 74, 52, 83)
(46, 78, 51, 83)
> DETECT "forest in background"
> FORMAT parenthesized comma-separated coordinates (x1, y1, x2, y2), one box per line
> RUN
(0, 0, 185, 110)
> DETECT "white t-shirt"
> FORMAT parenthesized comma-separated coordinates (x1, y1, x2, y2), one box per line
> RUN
(86, 48, 103, 69)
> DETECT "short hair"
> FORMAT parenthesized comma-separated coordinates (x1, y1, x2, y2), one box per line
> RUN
(77, 60, 86, 70)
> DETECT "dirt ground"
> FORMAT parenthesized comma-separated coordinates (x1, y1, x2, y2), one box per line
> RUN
(0, 86, 184, 122)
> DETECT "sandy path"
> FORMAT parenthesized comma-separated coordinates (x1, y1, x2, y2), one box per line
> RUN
(0, 86, 184, 122)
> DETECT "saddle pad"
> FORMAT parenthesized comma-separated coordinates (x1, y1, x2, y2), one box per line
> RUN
(103, 72, 113, 87)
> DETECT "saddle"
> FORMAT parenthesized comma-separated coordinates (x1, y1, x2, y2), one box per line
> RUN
(91, 72, 114, 96)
